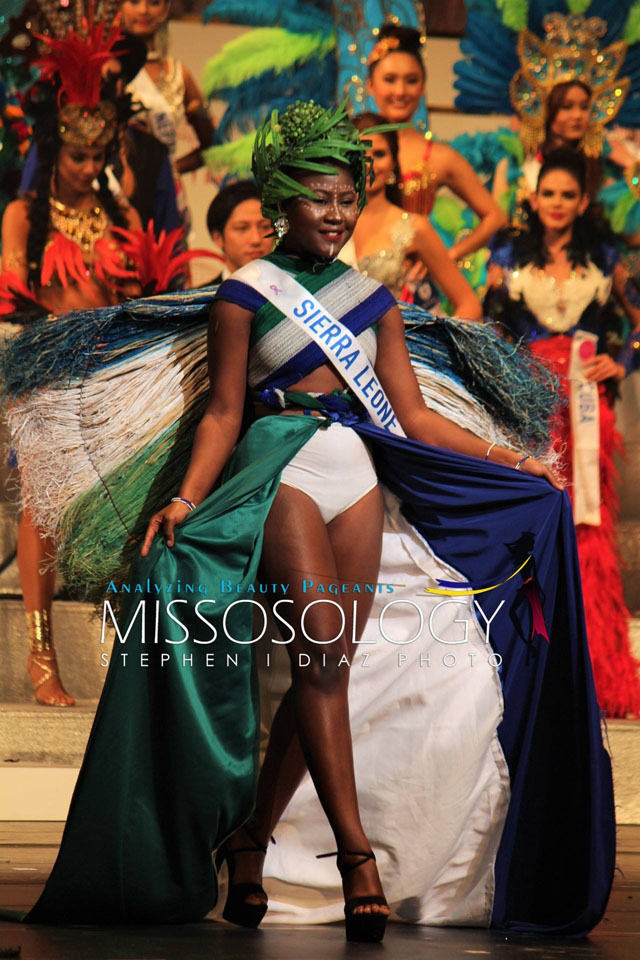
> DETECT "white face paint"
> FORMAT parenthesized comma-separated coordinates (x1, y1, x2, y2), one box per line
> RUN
(302, 180, 345, 194)
(285, 169, 359, 260)
(299, 180, 353, 206)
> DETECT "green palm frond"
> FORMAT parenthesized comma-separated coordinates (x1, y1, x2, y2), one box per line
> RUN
(252, 100, 371, 222)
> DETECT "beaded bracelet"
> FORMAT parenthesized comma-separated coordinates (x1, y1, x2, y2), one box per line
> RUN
(514, 455, 530, 470)
(171, 497, 196, 511)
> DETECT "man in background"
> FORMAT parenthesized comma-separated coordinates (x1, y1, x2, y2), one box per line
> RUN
(206, 180, 273, 282)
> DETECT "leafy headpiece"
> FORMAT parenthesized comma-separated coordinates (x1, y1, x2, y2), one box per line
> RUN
(252, 100, 378, 223)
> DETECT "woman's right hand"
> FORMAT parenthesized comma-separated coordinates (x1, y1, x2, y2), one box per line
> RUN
(141, 501, 192, 557)
(518, 456, 564, 491)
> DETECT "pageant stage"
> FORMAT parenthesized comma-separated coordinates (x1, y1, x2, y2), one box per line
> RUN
(0, 823, 638, 960)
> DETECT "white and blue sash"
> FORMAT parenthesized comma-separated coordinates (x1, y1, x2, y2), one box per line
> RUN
(568, 330, 601, 526)
(234, 260, 406, 437)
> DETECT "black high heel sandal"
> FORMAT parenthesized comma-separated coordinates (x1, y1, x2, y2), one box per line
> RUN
(215, 827, 275, 928)
(317, 849, 388, 943)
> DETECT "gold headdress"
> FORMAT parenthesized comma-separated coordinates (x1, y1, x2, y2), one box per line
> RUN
(367, 36, 401, 69)
(34, 0, 121, 39)
(510, 13, 629, 157)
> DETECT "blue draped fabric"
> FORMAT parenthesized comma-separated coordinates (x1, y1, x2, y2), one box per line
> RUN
(358, 424, 615, 934)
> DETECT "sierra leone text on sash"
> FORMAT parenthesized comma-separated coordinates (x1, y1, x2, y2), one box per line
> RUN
(292, 297, 399, 432)
(233, 258, 405, 436)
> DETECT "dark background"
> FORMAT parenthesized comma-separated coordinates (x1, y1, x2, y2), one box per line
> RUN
(168, 1, 468, 36)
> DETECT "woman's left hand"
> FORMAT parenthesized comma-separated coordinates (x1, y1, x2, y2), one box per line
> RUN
(582, 354, 625, 383)
(518, 457, 564, 491)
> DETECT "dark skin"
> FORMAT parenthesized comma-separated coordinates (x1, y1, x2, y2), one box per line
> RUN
(142, 167, 561, 915)
(2, 143, 141, 706)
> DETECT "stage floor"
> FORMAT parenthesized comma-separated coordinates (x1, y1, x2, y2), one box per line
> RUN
(0, 824, 638, 960)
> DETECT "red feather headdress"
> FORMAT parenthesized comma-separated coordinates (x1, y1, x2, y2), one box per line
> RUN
(33, 2, 123, 146)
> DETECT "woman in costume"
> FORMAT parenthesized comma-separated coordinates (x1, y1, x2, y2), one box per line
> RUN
(366, 22, 506, 262)
(453, 7, 640, 238)
(141, 101, 550, 941)
(492, 79, 603, 218)
(0, 5, 211, 707)
(350, 112, 481, 316)
(486, 149, 640, 717)
(121, 0, 215, 227)
(506, 74, 640, 247)
(2, 102, 615, 940)
(16, 30, 182, 239)
(0, 11, 142, 707)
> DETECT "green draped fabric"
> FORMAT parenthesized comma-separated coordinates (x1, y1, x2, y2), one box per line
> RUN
(23, 414, 320, 924)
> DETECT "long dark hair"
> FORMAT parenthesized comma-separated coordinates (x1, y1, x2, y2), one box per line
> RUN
(25, 83, 128, 289)
(512, 149, 612, 271)
(543, 80, 601, 199)
(367, 22, 426, 80)
(351, 112, 403, 206)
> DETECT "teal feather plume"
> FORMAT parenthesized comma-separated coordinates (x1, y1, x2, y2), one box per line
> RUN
(214, 57, 337, 141)
(201, 1, 338, 178)
(599, 178, 640, 234)
(202, 0, 333, 35)
(448, 128, 520, 187)
(1, 286, 560, 603)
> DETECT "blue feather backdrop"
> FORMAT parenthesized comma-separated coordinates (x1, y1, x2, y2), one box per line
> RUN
(455, 0, 640, 128)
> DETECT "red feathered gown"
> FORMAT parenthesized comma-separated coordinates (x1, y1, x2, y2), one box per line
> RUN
(530, 335, 640, 717)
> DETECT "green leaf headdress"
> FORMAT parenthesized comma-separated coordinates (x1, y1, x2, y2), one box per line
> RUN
(252, 99, 399, 223)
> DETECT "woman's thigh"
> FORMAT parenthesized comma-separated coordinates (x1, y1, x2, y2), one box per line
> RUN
(261, 483, 384, 673)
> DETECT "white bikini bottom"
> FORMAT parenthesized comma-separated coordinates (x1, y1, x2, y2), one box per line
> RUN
(279, 422, 378, 524)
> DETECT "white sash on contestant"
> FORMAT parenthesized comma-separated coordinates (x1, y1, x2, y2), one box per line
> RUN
(127, 65, 192, 232)
(233, 259, 406, 437)
(127, 68, 178, 155)
(568, 330, 601, 526)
